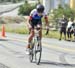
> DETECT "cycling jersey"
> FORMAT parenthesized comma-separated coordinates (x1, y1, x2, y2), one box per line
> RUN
(29, 9, 48, 28)
(29, 9, 47, 20)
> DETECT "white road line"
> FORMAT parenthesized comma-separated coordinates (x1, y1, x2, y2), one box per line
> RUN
(1, 36, 75, 54)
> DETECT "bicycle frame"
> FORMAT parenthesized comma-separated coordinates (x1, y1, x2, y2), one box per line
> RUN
(34, 27, 42, 65)
(34, 27, 41, 43)
(29, 27, 42, 65)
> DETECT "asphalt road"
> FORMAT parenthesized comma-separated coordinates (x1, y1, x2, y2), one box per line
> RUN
(0, 33, 75, 68)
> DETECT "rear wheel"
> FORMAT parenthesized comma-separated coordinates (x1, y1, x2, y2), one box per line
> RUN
(29, 49, 33, 62)
(29, 43, 34, 62)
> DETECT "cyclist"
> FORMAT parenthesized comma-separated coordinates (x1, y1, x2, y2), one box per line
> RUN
(26, 4, 49, 54)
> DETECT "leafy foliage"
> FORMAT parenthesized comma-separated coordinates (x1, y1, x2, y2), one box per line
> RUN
(48, 4, 75, 30)
(18, 1, 36, 15)
(53, 4, 75, 19)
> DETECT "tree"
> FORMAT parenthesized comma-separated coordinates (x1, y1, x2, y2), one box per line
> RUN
(49, 4, 75, 30)
(53, 4, 75, 19)
(18, 1, 36, 15)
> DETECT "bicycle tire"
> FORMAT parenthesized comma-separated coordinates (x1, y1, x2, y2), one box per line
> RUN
(29, 49, 33, 62)
(29, 43, 34, 62)
(34, 41, 42, 65)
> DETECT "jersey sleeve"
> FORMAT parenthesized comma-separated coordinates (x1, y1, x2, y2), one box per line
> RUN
(30, 10, 33, 16)
(29, 9, 36, 20)
(30, 9, 36, 16)
(29, 10, 34, 21)
(42, 11, 47, 17)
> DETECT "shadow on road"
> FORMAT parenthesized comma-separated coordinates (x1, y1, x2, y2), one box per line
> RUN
(0, 63, 10, 68)
(0, 39, 8, 41)
(40, 60, 75, 67)
(66, 39, 75, 42)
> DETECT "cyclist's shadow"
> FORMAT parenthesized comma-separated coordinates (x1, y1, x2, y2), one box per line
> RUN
(39, 60, 75, 67)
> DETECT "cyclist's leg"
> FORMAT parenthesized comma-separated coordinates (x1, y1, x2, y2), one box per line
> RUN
(26, 28, 34, 54)
(27, 29, 34, 48)
(37, 20, 42, 39)
(27, 20, 35, 49)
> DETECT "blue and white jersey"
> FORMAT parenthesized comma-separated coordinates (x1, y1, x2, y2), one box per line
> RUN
(30, 9, 47, 20)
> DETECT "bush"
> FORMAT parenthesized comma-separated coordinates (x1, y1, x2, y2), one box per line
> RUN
(52, 4, 75, 19)
(48, 4, 75, 29)
(18, 1, 36, 15)
(0, 16, 24, 24)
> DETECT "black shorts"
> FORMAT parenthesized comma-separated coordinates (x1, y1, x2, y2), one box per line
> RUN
(31, 19, 42, 29)
(60, 27, 66, 34)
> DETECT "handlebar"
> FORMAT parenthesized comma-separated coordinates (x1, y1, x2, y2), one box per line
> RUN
(34, 26, 49, 35)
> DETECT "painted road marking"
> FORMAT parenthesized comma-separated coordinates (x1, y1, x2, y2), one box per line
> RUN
(1, 36, 75, 54)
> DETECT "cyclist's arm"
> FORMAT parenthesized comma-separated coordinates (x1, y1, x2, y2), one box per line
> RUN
(28, 9, 35, 25)
(27, 16, 32, 29)
(28, 10, 33, 27)
(43, 11, 49, 26)
(44, 15, 49, 26)
(28, 16, 32, 23)
(44, 15, 49, 35)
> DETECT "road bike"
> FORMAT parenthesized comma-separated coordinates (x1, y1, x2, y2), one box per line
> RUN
(29, 26, 42, 65)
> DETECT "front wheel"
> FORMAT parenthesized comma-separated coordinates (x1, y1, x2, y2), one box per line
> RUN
(35, 42, 42, 65)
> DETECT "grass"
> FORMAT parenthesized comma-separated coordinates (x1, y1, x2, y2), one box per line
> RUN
(42, 30, 60, 39)
(0, 23, 74, 40)
(5, 26, 29, 34)
(0, 24, 61, 39)
(0, 23, 29, 34)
